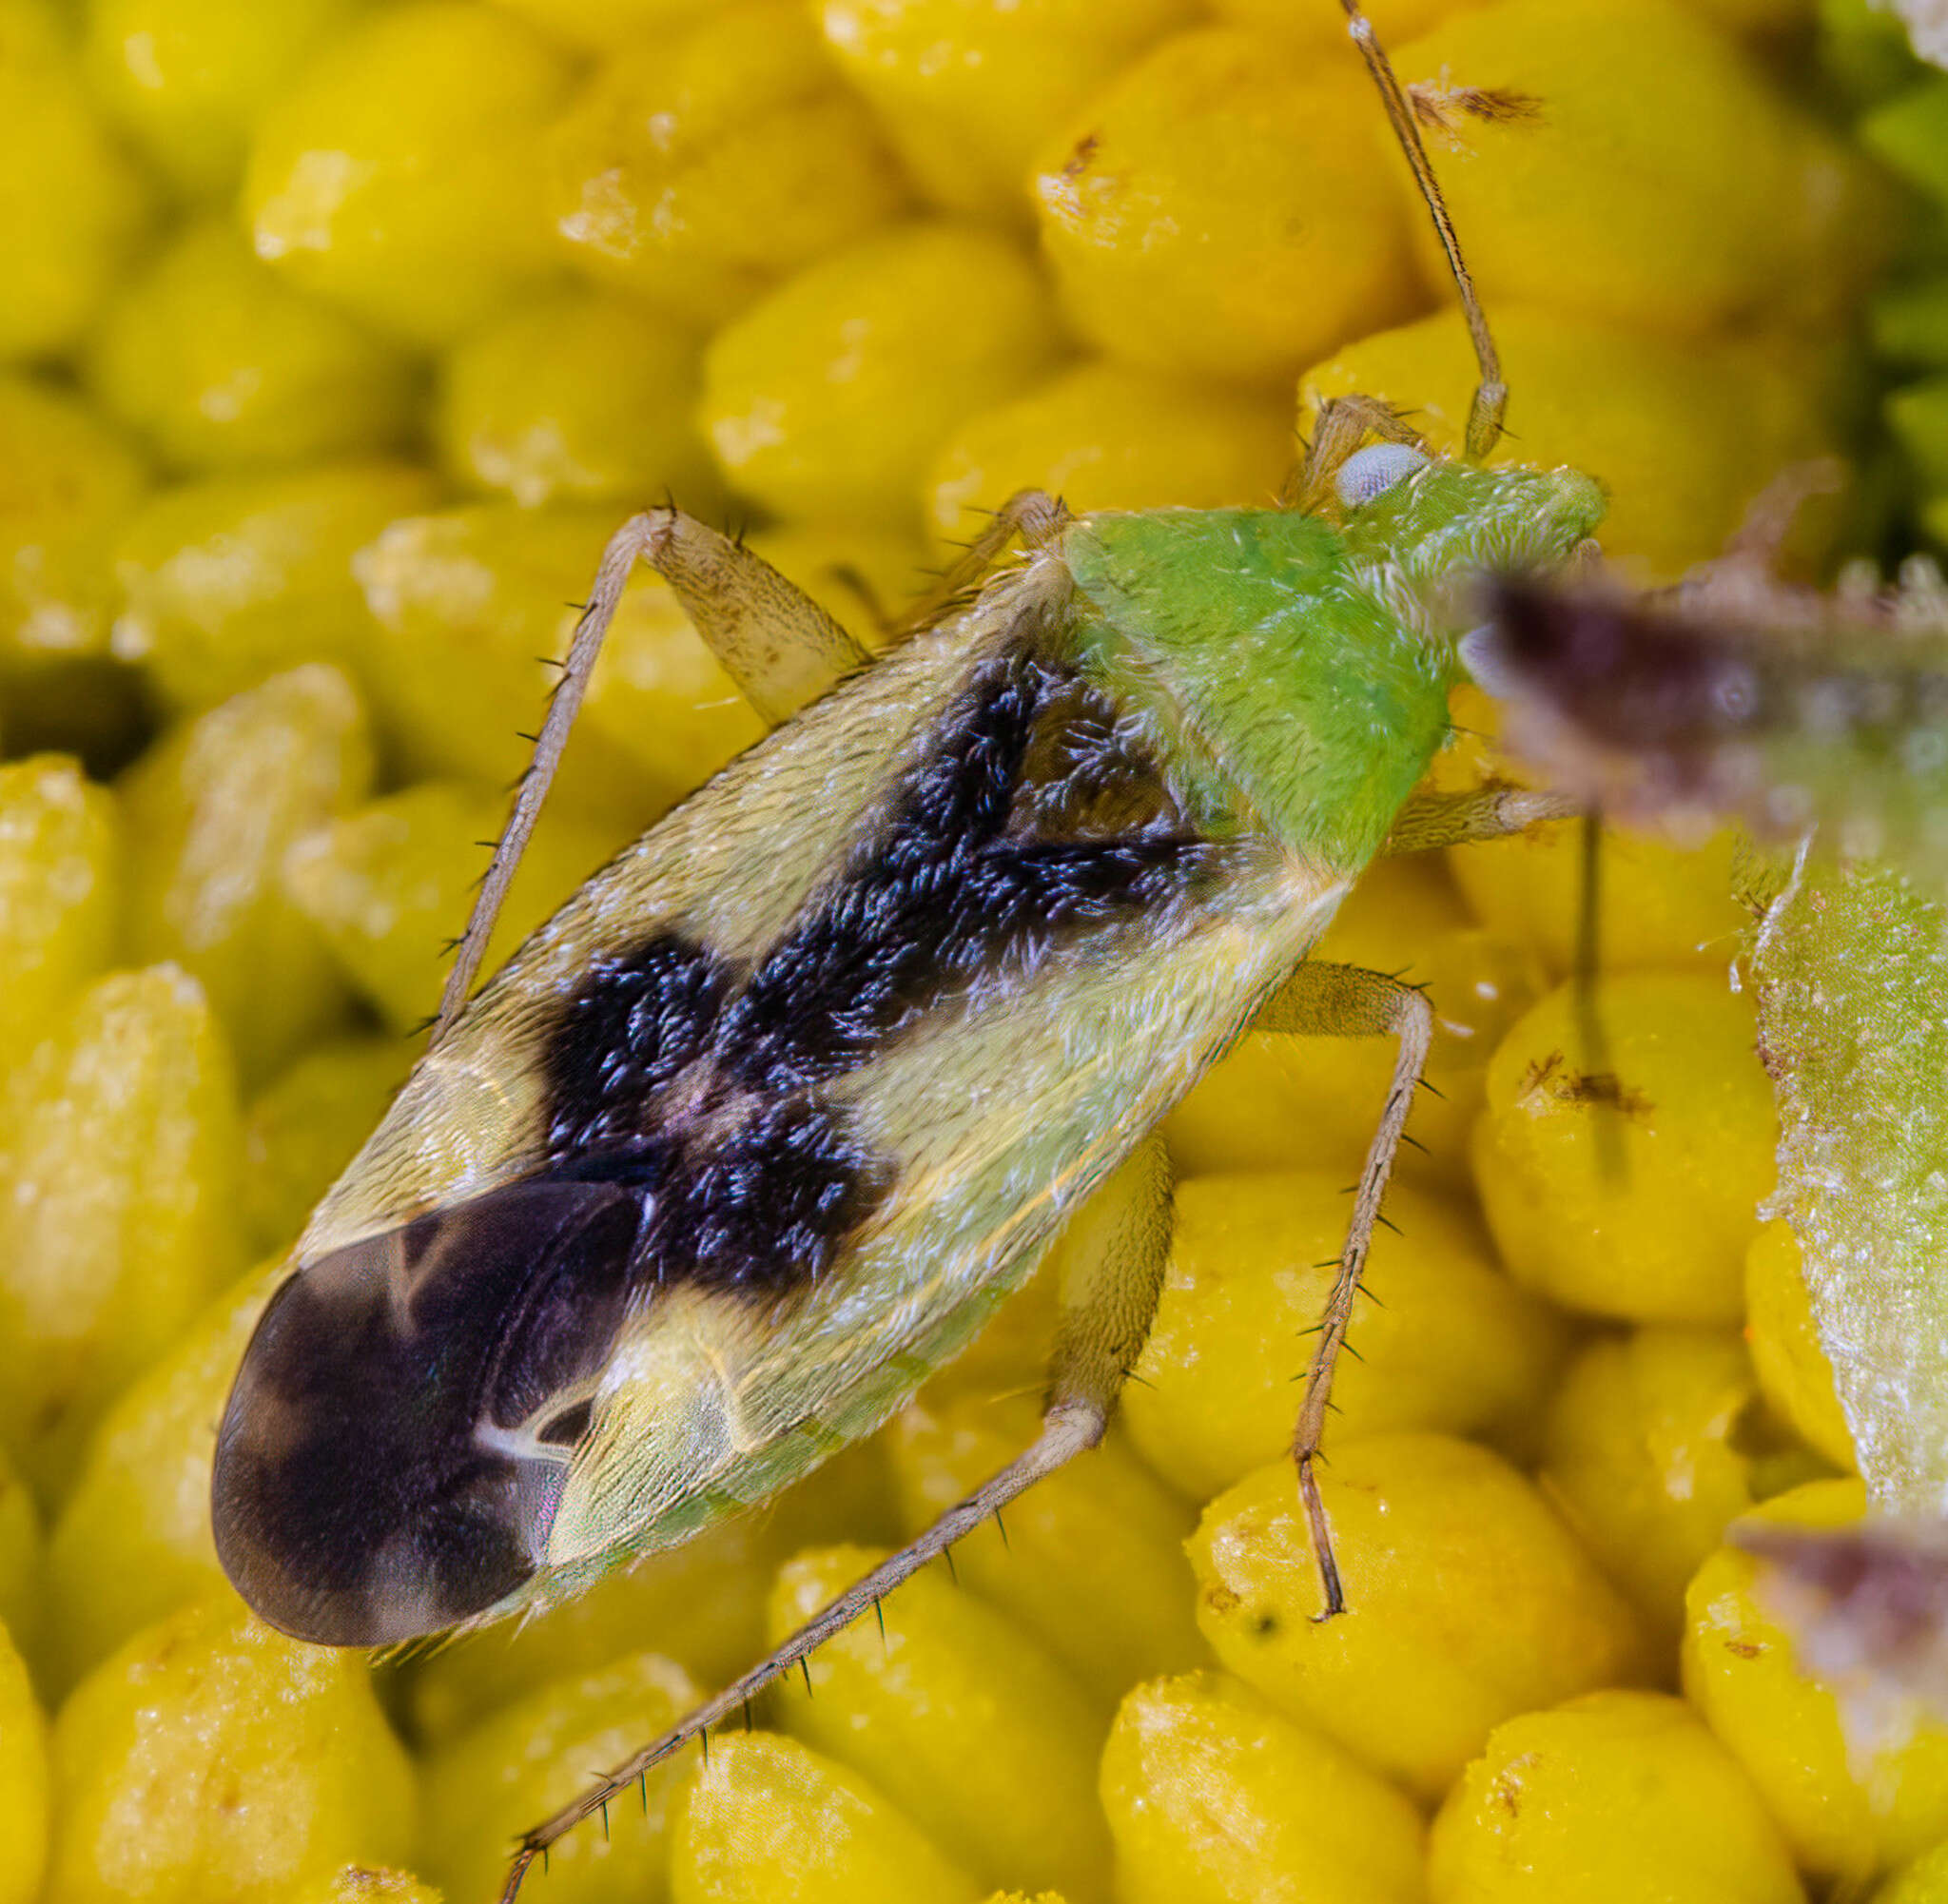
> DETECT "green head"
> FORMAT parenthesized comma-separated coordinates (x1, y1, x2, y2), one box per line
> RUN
(1062, 448, 1607, 876)
(1334, 443, 1607, 603)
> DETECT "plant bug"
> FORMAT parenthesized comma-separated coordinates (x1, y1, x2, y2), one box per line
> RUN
(210, 4, 1606, 1896)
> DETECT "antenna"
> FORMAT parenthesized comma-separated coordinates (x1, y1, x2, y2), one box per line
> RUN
(1335, 1, 1507, 460)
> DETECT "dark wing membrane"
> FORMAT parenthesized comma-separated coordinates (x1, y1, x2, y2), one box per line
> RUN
(213, 1177, 641, 1643)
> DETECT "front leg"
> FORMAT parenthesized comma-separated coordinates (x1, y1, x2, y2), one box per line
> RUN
(891, 488, 1068, 639)
(1250, 961, 1434, 1618)
(1286, 394, 1425, 514)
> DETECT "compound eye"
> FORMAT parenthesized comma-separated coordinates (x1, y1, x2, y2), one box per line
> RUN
(1334, 442, 1430, 508)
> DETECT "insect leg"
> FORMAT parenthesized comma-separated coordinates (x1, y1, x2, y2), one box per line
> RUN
(1042, 1129, 1174, 1426)
(1288, 394, 1425, 514)
(432, 509, 871, 1042)
(1250, 961, 1434, 1618)
(891, 488, 1069, 638)
(1379, 786, 1579, 854)
(1381, 791, 1627, 1173)
(433, 514, 651, 1041)
(635, 508, 873, 727)
(494, 1135, 1173, 1904)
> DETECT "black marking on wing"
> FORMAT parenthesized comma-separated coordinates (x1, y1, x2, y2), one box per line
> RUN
(540, 644, 1226, 1297)
(721, 647, 1218, 1090)
(549, 1078, 893, 1300)
(541, 933, 730, 1156)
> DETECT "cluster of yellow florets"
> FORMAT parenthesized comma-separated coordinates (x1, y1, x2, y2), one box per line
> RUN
(0, 0, 1924, 1899)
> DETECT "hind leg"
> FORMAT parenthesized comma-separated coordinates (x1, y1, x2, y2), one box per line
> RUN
(434, 510, 872, 1039)
(495, 1133, 1174, 1903)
